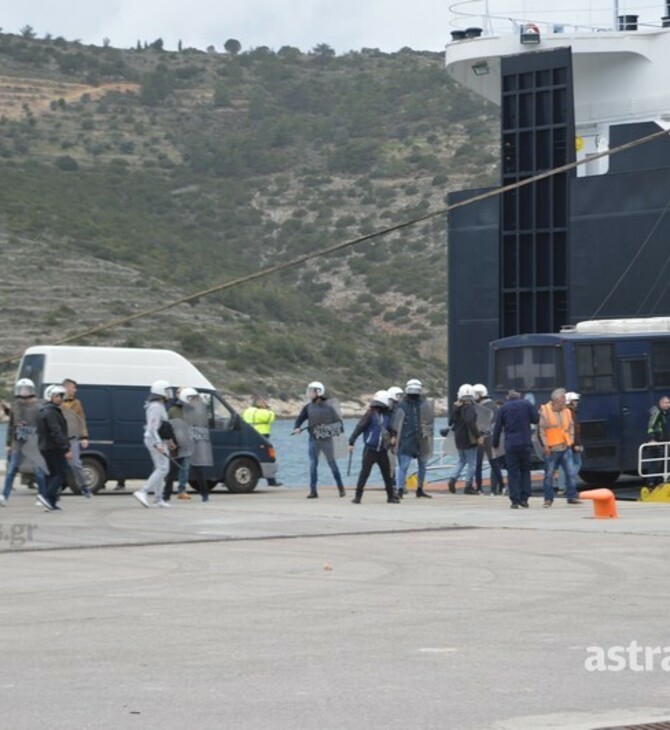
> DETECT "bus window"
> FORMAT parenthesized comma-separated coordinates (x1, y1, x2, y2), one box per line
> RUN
(494, 346, 564, 390)
(576, 343, 615, 392)
(620, 359, 648, 392)
(652, 342, 670, 387)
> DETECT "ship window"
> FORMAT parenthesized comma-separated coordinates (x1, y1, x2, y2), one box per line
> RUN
(503, 75, 517, 92)
(652, 341, 670, 386)
(518, 72, 533, 90)
(494, 346, 564, 391)
(536, 69, 551, 88)
(576, 344, 615, 393)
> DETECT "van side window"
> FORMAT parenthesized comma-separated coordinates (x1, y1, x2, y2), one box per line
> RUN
(18, 354, 45, 394)
(652, 342, 670, 387)
(209, 395, 233, 430)
(576, 343, 615, 392)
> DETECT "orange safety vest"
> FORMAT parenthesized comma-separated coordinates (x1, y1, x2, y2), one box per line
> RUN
(540, 403, 573, 448)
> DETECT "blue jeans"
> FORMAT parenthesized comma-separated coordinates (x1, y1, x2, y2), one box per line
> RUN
(177, 458, 190, 493)
(308, 437, 344, 495)
(543, 449, 577, 501)
(3, 449, 47, 500)
(558, 451, 582, 490)
(505, 445, 532, 505)
(449, 447, 477, 484)
(396, 453, 427, 492)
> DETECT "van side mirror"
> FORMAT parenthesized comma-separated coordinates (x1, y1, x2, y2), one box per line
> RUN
(232, 413, 242, 431)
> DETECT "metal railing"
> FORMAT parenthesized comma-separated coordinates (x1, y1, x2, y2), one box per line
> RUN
(638, 441, 670, 483)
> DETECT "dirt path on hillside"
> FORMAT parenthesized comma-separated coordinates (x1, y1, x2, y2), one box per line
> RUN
(0, 77, 139, 118)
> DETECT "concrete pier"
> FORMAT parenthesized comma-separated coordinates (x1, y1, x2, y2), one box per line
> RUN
(1, 486, 669, 729)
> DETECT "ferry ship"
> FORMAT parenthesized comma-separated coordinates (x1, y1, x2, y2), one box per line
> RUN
(445, 1, 670, 397)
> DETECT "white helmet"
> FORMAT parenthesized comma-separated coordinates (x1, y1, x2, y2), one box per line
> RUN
(179, 387, 199, 403)
(45, 384, 66, 400)
(150, 379, 171, 397)
(566, 391, 581, 405)
(473, 383, 488, 398)
(14, 378, 35, 397)
(457, 383, 475, 400)
(405, 378, 422, 395)
(387, 386, 404, 402)
(306, 381, 325, 399)
(371, 390, 390, 408)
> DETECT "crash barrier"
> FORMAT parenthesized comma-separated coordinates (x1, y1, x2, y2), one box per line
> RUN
(579, 488, 618, 519)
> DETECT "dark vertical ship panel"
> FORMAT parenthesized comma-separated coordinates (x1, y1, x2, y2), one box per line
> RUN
(447, 189, 499, 399)
(570, 129, 670, 321)
(500, 48, 575, 337)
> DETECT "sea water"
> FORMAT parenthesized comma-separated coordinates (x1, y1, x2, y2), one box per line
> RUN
(0, 417, 460, 488)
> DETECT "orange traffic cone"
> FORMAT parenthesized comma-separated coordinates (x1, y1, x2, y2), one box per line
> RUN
(579, 488, 618, 519)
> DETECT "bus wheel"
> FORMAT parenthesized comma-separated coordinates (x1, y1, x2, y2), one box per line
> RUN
(81, 457, 106, 494)
(579, 470, 620, 486)
(225, 458, 260, 494)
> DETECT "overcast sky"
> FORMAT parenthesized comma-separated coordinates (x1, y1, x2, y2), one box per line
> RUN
(2, 1, 665, 54)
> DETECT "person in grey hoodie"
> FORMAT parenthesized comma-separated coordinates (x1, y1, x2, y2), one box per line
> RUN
(133, 379, 172, 508)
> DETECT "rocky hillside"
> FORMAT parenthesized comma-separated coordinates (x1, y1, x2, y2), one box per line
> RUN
(0, 32, 499, 404)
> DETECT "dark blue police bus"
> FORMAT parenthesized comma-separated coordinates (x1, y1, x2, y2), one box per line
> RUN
(488, 318, 670, 484)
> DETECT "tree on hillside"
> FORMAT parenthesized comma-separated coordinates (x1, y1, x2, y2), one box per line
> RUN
(150, 38, 164, 51)
(20, 25, 36, 39)
(140, 64, 174, 106)
(312, 43, 335, 59)
(224, 38, 241, 55)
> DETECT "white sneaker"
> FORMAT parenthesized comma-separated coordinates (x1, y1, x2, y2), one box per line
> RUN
(155, 500, 171, 508)
(0, 496, 6, 507)
(133, 491, 150, 508)
(37, 494, 54, 511)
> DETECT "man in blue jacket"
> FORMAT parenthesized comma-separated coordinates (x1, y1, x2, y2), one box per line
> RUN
(492, 390, 539, 509)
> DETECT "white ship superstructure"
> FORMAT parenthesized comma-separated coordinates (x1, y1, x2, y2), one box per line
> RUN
(446, 1, 670, 176)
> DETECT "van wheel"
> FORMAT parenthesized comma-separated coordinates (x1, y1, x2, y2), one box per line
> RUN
(225, 458, 260, 493)
(81, 457, 106, 494)
(579, 470, 620, 486)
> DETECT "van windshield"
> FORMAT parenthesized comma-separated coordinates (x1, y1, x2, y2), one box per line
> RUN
(18, 354, 45, 395)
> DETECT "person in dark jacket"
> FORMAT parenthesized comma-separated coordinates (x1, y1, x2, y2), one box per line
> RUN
(293, 381, 346, 499)
(348, 390, 399, 504)
(392, 378, 434, 498)
(492, 390, 540, 509)
(644, 395, 670, 486)
(37, 384, 72, 511)
(447, 384, 482, 494)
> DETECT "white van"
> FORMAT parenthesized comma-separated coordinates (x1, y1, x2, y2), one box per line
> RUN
(17, 346, 278, 494)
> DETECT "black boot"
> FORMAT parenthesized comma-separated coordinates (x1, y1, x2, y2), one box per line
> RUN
(338, 486, 346, 497)
(448, 478, 456, 494)
(352, 488, 362, 504)
(416, 487, 432, 499)
(464, 482, 475, 495)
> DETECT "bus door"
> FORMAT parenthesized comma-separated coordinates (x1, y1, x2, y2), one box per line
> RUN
(615, 341, 653, 472)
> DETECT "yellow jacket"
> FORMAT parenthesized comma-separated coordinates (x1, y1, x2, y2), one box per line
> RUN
(243, 406, 275, 437)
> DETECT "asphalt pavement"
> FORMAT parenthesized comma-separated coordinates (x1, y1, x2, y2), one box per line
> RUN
(1, 485, 670, 729)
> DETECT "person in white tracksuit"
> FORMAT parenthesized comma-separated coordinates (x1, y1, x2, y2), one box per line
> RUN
(133, 379, 172, 508)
